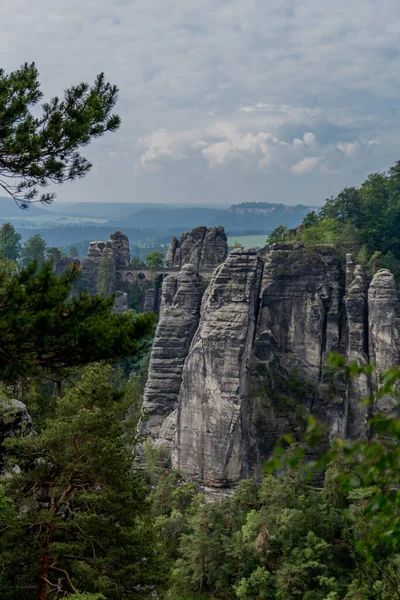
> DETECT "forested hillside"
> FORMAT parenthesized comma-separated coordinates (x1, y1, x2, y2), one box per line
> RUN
(268, 161, 400, 279)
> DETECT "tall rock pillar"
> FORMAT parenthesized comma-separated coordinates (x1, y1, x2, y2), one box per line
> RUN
(172, 249, 263, 487)
(345, 260, 370, 436)
(141, 265, 204, 450)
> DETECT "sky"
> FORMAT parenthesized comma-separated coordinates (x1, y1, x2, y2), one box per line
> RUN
(1, 0, 400, 206)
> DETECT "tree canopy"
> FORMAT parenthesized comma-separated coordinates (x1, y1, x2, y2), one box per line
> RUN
(0, 222, 22, 260)
(0, 261, 154, 382)
(0, 63, 120, 207)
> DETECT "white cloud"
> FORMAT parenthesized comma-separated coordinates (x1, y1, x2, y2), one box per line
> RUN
(337, 142, 359, 155)
(291, 157, 322, 175)
(303, 132, 316, 147)
(293, 132, 316, 148)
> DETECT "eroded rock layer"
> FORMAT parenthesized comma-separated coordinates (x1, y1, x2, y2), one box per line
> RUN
(143, 237, 400, 489)
(172, 249, 263, 486)
(141, 265, 204, 447)
(166, 226, 228, 270)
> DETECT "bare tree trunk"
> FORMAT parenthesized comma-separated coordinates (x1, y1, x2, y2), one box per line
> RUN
(36, 520, 55, 600)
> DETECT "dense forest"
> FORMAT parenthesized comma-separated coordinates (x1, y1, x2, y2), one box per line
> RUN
(0, 61, 399, 599)
(268, 161, 400, 279)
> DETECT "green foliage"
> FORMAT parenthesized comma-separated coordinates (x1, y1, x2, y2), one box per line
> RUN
(69, 246, 79, 259)
(69, 594, 106, 600)
(296, 162, 400, 277)
(20, 233, 47, 268)
(145, 250, 164, 270)
(0, 364, 163, 599)
(131, 256, 146, 267)
(302, 210, 319, 229)
(266, 225, 287, 245)
(0, 222, 22, 260)
(0, 62, 120, 206)
(0, 261, 155, 381)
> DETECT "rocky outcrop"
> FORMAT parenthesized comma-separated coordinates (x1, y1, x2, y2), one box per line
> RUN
(0, 399, 33, 471)
(345, 258, 370, 436)
(172, 249, 263, 486)
(81, 241, 107, 294)
(368, 269, 400, 411)
(368, 269, 400, 372)
(142, 241, 400, 490)
(113, 291, 129, 313)
(141, 265, 204, 448)
(255, 243, 342, 383)
(109, 231, 130, 269)
(166, 226, 227, 270)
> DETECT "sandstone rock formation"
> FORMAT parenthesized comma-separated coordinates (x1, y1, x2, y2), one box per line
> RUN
(143, 237, 400, 490)
(141, 265, 204, 448)
(113, 290, 129, 313)
(109, 230, 130, 269)
(166, 226, 227, 270)
(0, 399, 33, 471)
(172, 249, 263, 486)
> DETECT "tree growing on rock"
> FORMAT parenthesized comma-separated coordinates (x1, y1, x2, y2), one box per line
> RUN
(145, 250, 164, 270)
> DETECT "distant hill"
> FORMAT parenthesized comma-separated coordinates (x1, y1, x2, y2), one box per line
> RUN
(0, 196, 50, 218)
(111, 203, 315, 233)
(1, 198, 316, 250)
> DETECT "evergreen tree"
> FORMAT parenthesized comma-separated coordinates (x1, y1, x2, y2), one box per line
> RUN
(47, 247, 62, 264)
(0, 261, 154, 382)
(0, 63, 120, 207)
(21, 233, 47, 268)
(266, 225, 287, 245)
(69, 246, 79, 260)
(0, 222, 22, 260)
(0, 364, 163, 599)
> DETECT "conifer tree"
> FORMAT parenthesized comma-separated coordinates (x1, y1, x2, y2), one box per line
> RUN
(0, 63, 120, 207)
(0, 222, 22, 260)
(21, 233, 47, 268)
(0, 364, 163, 599)
(0, 261, 154, 382)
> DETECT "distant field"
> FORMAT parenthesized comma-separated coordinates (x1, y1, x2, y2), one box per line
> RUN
(227, 235, 267, 249)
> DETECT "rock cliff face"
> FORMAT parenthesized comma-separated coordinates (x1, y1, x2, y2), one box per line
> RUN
(143, 233, 400, 490)
(141, 265, 205, 448)
(0, 399, 33, 472)
(172, 250, 263, 486)
(166, 226, 227, 270)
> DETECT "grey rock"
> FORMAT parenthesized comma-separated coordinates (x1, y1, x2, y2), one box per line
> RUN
(141, 264, 204, 442)
(172, 249, 263, 486)
(368, 269, 400, 411)
(256, 244, 342, 384)
(109, 230, 131, 269)
(0, 399, 33, 471)
(166, 226, 228, 270)
(113, 290, 129, 313)
(142, 238, 400, 490)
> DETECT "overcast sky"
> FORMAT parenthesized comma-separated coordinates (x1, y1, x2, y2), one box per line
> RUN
(1, 0, 400, 205)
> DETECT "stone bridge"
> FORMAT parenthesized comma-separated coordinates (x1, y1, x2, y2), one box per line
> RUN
(81, 226, 228, 312)
(116, 266, 214, 285)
